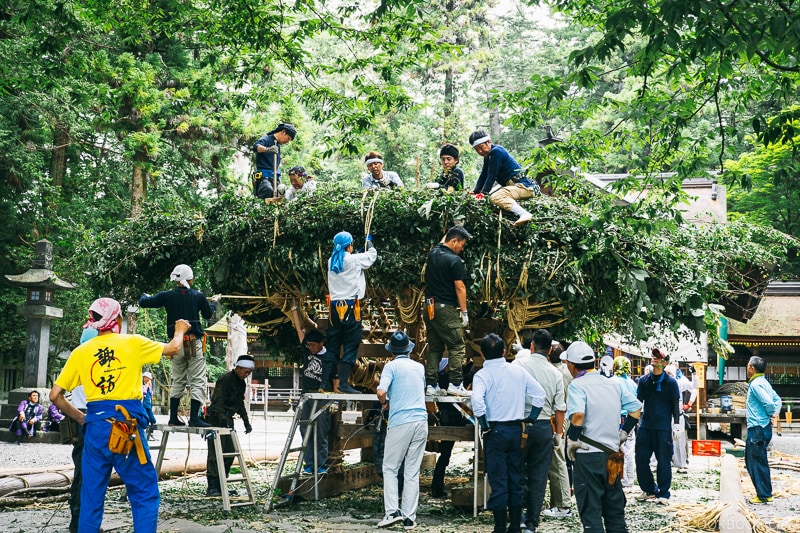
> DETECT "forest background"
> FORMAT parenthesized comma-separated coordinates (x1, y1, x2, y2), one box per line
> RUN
(2, 0, 800, 384)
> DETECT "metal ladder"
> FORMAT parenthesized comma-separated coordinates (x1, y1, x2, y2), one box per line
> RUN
(265, 393, 348, 511)
(153, 424, 256, 511)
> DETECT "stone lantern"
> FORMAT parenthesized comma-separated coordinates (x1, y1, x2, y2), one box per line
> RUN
(5, 239, 75, 388)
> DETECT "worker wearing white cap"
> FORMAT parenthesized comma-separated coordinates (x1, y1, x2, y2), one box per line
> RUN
(565, 341, 641, 533)
(139, 264, 220, 427)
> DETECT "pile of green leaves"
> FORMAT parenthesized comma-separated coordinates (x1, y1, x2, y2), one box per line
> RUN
(83, 184, 795, 347)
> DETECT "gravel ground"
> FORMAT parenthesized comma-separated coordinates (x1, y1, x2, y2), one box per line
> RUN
(2, 419, 800, 532)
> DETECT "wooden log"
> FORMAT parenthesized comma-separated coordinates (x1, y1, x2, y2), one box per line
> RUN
(719, 454, 752, 533)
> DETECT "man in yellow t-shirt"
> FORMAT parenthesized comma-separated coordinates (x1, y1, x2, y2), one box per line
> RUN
(50, 298, 190, 533)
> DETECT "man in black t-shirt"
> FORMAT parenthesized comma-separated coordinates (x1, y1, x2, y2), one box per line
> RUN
(297, 328, 331, 474)
(423, 226, 472, 396)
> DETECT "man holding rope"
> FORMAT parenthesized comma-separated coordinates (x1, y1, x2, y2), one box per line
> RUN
(50, 297, 191, 533)
(252, 122, 297, 199)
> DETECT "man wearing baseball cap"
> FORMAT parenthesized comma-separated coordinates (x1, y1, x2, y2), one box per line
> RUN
(564, 340, 642, 533)
(634, 348, 681, 504)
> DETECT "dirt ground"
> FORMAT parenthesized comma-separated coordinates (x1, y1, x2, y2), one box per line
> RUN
(4, 431, 800, 532)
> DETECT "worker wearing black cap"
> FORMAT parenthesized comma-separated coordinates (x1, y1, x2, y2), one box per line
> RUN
(426, 144, 464, 192)
(252, 122, 297, 199)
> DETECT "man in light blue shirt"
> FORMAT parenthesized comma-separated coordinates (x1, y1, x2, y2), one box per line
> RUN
(376, 331, 428, 530)
(745, 356, 782, 504)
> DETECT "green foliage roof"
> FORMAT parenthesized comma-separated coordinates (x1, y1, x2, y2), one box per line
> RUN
(85, 185, 795, 345)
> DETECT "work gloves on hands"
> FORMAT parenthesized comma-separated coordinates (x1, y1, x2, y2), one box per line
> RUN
(567, 439, 589, 461)
(672, 423, 682, 440)
(379, 177, 393, 187)
(244, 421, 253, 434)
(619, 429, 629, 445)
(425, 182, 440, 189)
(552, 433, 563, 449)
(263, 145, 279, 154)
(461, 311, 469, 328)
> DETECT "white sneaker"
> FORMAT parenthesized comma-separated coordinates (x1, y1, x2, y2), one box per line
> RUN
(655, 497, 670, 505)
(378, 511, 403, 527)
(514, 211, 533, 227)
(426, 384, 443, 396)
(543, 507, 572, 518)
(447, 383, 471, 396)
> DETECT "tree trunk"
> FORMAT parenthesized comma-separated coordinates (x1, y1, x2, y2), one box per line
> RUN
(131, 150, 149, 219)
(50, 122, 68, 190)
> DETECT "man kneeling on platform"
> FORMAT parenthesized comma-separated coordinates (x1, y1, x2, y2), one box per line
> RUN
(206, 355, 254, 497)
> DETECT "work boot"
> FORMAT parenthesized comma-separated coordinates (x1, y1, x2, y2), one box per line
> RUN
(507, 506, 522, 533)
(188, 399, 211, 428)
(492, 509, 508, 533)
(168, 397, 185, 426)
(337, 363, 361, 394)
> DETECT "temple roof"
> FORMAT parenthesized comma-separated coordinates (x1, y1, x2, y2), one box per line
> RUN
(728, 291, 800, 339)
(4, 269, 75, 290)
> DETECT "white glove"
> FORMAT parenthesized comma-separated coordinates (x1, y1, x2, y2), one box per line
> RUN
(379, 177, 392, 187)
(276, 183, 286, 195)
(619, 429, 629, 445)
(567, 439, 589, 461)
(552, 433, 562, 449)
(425, 182, 440, 189)
(461, 311, 469, 328)
(672, 424, 682, 440)
(263, 144, 279, 154)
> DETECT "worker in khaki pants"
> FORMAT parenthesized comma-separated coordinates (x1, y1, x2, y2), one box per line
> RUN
(544, 341, 573, 518)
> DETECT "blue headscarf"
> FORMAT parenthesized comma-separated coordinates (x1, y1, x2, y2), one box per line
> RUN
(329, 231, 354, 274)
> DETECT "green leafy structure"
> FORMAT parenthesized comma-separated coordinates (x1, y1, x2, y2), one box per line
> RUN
(84, 186, 795, 349)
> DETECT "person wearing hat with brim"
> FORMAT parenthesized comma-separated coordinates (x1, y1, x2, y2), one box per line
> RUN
(139, 264, 220, 428)
(141, 371, 157, 439)
(633, 348, 681, 504)
(204, 354, 255, 497)
(468, 129, 539, 227)
(324, 231, 377, 394)
(284, 165, 316, 201)
(564, 340, 642, 533)
(472, 333, 546, 533)
(50, 298, 192, 533)
(376, 331, 427, 530)
(252, 122, 297, 199)
(425, 144, 464, 192)
(361, 151, 404, 190)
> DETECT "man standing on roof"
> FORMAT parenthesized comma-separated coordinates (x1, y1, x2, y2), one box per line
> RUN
(634, 348, 681, 504)
(139, 264, 220, 427)
(324, 231, 377, 394)
(564, 341, 642, 533)
(50, 298, 191, 533)
(424, 226, 472, 397)
(205, 355, 254, 497)
(469, 130, 540, 227)
(252, 122, 297, 199)
(361, 151, 403, 190)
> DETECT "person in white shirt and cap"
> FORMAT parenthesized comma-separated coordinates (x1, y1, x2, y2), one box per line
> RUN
(139, 264, 220, 427)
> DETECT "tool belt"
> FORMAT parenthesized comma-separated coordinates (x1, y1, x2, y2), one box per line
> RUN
(579, 434, 624, 485)
(326, 295, 360, 321)
(183, 333, 197, 358)
(107, 405, 147, 464)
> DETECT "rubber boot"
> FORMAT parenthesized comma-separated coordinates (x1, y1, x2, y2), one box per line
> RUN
(188, 399, 211, 428)
(337, 363, 361, 394)
(168, 397, 185, 426)
(492, 508, 508, 533)
(507, 506, 523, 533)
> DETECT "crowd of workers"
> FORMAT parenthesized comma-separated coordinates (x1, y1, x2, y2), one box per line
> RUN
(251, 122, 541, 227)
(29, 122, 782, 533)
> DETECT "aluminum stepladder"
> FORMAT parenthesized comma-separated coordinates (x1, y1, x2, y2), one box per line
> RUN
(265, 392, 371, 511)
(153, 424, 256, 511)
